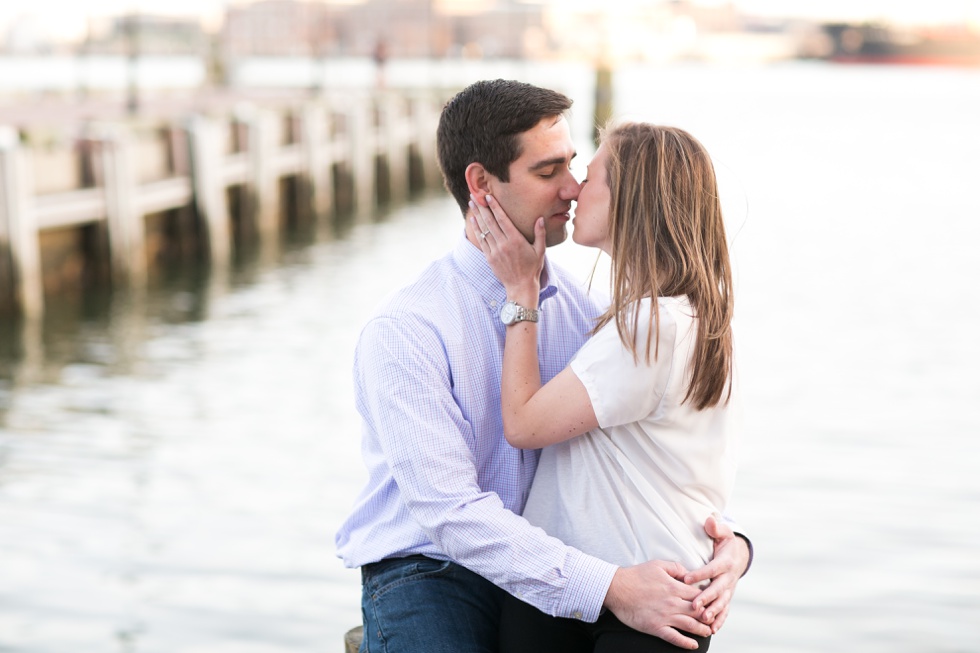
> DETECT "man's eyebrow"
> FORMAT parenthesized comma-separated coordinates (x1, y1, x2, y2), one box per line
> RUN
(528, 153, 577, 171)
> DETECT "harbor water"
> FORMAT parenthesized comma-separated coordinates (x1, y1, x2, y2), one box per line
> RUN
(1, 62, 979, 652)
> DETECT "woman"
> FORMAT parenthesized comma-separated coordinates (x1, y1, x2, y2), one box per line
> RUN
(468, 122, 738, 652)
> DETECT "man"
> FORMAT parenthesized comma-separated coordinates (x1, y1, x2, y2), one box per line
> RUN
(335, 79, 751, 652)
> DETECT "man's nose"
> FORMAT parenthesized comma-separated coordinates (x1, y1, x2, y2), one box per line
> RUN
(560, 170, 580, 201)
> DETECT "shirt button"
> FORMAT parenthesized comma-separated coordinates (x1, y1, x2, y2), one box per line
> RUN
(572, 611, 583, 620)
(490, 300, 498, 307)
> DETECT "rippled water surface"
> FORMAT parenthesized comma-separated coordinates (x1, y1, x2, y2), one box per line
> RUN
(2, 62, 979, 652)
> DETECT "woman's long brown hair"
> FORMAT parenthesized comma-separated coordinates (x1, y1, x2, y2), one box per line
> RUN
(593, 123, 733, 410)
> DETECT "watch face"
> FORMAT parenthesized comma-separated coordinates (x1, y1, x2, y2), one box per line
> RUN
(500, 302, 517, 325)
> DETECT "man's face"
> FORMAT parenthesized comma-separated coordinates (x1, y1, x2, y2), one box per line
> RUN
(487, 116, 579, 248)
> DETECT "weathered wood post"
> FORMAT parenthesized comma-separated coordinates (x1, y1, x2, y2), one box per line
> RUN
(593, 61, 613, 146)
(244, 107, 281, 243)
(166, 124, 200, 254)
(350, 94, 376, 218)
(0, 126, 43, 317)
(410, 93, 442, 191)
(95, 124, 147, 285)
(344, 626, 363, 653)
(186, 115, 232, 266)
(381, 93, 409, 205)
(302, 102, 333, 221)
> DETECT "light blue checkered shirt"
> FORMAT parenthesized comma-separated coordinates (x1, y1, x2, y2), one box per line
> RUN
(335, 233, 617, 621)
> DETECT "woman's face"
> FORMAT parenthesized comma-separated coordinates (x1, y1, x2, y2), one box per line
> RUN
(571, 143, 612, 254)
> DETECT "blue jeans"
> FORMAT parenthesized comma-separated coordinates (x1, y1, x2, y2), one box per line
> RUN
(360, 555, 506, 653)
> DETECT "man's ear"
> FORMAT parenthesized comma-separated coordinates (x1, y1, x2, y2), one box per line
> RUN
(465, 162, 493, 207)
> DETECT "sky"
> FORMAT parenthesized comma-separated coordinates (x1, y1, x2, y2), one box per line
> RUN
(2, 0, 978, 43)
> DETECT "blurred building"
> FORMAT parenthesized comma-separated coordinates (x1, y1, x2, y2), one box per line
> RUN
(80, 14, 209, 56)
(815, 22, 980, 66)
(7, 0, 975, 68)
(544, 0, 797, 64)
(217, 0, 547, 59)
(2, 14, 72, 54)
(213, 0, 802, 63)
(222, 0, 324, 56)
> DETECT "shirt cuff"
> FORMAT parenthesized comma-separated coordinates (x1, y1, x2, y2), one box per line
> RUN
(553, 549, 619, 623)
(734, 532, 754, 577)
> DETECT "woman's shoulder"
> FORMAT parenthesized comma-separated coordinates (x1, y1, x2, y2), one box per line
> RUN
(656, 295, 695, 330)
(657, 294, 692, 313)
(629, 295, 692, 324)
(612, 296, 694, 356)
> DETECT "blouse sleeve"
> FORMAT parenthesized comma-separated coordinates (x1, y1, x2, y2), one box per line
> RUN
(569, 301, 679, 428)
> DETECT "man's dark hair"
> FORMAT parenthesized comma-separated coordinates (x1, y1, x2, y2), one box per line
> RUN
(436, 79, 573, 213)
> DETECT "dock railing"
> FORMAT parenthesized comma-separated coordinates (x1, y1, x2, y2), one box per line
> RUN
(0, 89, 444, 317)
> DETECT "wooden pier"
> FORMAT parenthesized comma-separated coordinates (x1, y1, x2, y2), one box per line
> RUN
(0, 90, 444, 317)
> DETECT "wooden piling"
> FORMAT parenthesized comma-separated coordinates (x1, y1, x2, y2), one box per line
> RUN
(0, 128, 43, 318)
(593, 63, 614, 146)
(244, 107, 281, 242)
(96, 124, 148, 285)
(381, 93, 410, 206)
(186, 115, 232, 266)
(301, 102, 333, 220)
(410, 93, 442, 191)
(344, 626, 363, 653)
(350, 94, 377, 218)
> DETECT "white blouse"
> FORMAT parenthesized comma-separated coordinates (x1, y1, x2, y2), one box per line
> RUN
(521, 296, 740, 571)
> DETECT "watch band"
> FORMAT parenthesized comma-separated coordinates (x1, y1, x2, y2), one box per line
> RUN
(501, 301, 539, 325)
(515, 304, 538, 323)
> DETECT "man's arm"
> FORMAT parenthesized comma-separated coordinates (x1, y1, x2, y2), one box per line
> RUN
(356, 315, 615, 620)
(356, 316, 708, 635)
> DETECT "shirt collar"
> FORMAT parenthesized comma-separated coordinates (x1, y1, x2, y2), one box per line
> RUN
(451, 231, 559, 312)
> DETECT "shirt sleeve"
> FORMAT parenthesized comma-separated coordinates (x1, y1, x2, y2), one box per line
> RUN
(570, 304, 678, 428)
(354, 314, 617, 621)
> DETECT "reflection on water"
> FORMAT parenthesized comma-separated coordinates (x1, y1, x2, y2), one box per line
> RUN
(2, 62, 980, 653)
(0, 195, 467, 652)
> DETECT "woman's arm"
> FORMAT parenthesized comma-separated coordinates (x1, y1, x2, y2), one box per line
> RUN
(501, 364, 599, 448)
(469, 195, 600, 448)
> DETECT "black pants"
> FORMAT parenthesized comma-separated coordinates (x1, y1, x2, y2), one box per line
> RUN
(499, 592, 711, 653)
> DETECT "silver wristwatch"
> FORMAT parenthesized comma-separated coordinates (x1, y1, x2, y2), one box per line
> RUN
(499, 301, 539, 326)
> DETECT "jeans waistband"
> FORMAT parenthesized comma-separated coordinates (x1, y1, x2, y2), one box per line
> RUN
(364, 553, 434, 570)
